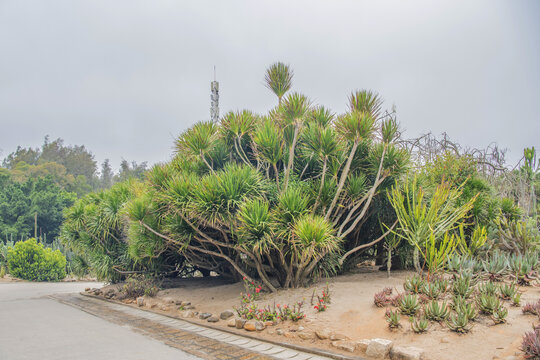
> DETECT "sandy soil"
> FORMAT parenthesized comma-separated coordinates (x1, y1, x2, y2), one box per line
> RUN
(99, 269, 540, 360)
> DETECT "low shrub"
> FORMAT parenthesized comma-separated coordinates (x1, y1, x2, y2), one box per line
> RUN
(7, 238, 66, 281)
(122, 275, 160, 299)
(521, 328, 540, 359)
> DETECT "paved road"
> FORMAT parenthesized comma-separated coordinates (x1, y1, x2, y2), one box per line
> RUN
(0, 282, 201, 360)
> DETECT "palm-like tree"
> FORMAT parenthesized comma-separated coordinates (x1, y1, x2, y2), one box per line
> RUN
(265, 62, 293, 105)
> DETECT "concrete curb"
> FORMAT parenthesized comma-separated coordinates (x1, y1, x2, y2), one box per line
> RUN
(80, 292, 365, 360)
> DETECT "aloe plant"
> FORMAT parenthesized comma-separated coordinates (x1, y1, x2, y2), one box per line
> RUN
(385, 309, 401, 328)
(399, 294, 420, 316)
(478, 281, 498, 296)
(424, 300, 450, 321)
(403, 275, 425, 294)
(477, 294, 501, 315)
(446, 311, 472, 333)
(411, 316, 429, 333)
(482, 252, 508, 281)
(492, 306, 508, 324)
(499, 282, 518, 300)
(453, 275, 474, 298)
(421, 282, 442, 300)
(456, 301, 478, 321)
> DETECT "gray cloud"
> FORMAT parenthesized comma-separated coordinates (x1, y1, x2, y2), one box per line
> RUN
(1, 0, 538, 168)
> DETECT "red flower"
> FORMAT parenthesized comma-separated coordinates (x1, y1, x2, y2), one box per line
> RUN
(255, 288, 260, 293)
(314, 305, 319, 310)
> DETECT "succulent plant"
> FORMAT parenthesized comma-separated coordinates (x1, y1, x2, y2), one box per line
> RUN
(385, 308, 401, 329)
(451, 295, 467, 310)
(453, 275, 474, 299)
(383, 287, 393, 296)
(411, 316, 429, 333)
(478, 281, 498, 296)
(447, 253, 464, 272)
(374, 290, 389, 307)
(492, 306, 508, 324)
(421, 282, 441, 300)
(446, 311, 472, 333)
(456, 301, 478, 321)
(499, 282, 518, 300)
(403, 275, 425, 294)
(477, 294, 501, 315)
(521, 328, 540, 359)
(482, 252, 508, 281)
(425, 300, 450, 322)
(522, 300, 540, 316)
(509, 254, 538, 286)
(399, 294, 420, 316)
(513, 293, 522, 307)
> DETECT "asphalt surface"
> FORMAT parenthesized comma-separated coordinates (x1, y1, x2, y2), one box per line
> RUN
(0, 281, 201, 360)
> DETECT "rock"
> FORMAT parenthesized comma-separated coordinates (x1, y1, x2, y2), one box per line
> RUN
(181, 301, 191, 306)
(136, 297, 144, 307)
(150, 303, 157, 309)
(315, 329, 331, 340)
(276, 328, 285, 335)
(390, 346, 424, 360)
(298, 332, 315, 340)
(207, 316, 219, 323)
(332, 340, 357, 353)
(284, 331, 296, 338)
(235, 318, 246, 329)
(264, 321, 274, 327)
(289, 325, 300, 332)
(84, 287, 91, 292)
(181, 310, 194, 318)
(184, 305, 195, 310)
(163, 297, 175, 304)
(355, 339, 371, 353)
(227, 318, 236, 327)
(220, 310, 235, 320)
(199, 312, 212, 320)
(160, 305, 169, 311)
(366, 338, 393, 359)
(330, 333, 348, 341)
(174, 300, 183, 305)
(244, 320, 265, 331)
(440, 337, 450, 344)
(93, 289, 102, 296)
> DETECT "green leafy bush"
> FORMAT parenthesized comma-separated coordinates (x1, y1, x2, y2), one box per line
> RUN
(7, 238, 66, 281)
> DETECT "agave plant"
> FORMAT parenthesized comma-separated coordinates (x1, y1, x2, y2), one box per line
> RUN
(509, 253, 538, 286)
(399, 294, 420, 316)
(424, 300, 450, 322)
(446, 311, 472, 333)
(452, 295, 468, 311)
(411, 316, 429, 333)
(477, 294, 501, 315)
(513, 293, 522, 307)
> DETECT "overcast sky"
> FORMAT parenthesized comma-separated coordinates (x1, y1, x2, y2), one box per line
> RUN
(1, 0, 539, 170)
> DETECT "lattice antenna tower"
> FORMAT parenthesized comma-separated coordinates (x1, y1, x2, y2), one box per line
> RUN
(210, 66, 219, 123)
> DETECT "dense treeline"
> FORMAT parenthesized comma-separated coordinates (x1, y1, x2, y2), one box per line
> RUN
(60, 63, 539, 287)
(0, 136, 148, 243)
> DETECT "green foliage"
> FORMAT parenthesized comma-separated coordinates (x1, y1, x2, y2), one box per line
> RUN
(399, 294, 420, 316)
(388, 175, 476, 273)
(476, 294, 501, 315)
(264, 62, 293, 104)
(0, 174, 76, 242)
(492, 306, 508, 324)
(385, 308, 401, 328)
(7, 238, 66, 281)
(122, 275, 160, 299)
(453, 275, 474, 298)
(403, 275, 425, 294)
(424, 300, 450, 321)
(477, 281, 498, 296)
(446, 310, 472, 333)
(411, 316, 429, 333)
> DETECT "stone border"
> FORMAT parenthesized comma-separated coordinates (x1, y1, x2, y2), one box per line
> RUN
(80, 292, 365, 360)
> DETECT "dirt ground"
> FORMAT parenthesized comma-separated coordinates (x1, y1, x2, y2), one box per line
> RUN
(100, 269, 540, 360)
